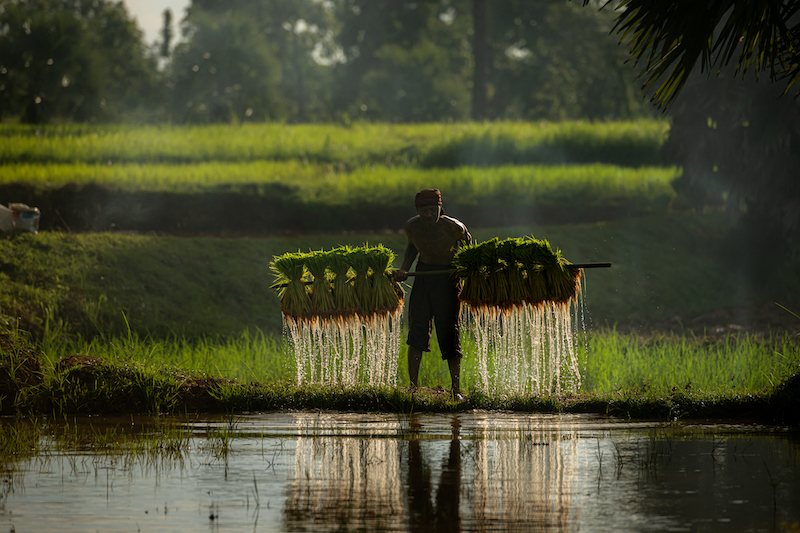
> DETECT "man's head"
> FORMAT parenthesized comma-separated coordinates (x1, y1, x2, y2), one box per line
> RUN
(415, 189, 442, 225)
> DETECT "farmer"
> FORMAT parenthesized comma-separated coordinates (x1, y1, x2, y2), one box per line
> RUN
(394, 189, 472, 400)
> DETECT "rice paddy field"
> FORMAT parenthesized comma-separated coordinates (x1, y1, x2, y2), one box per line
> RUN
(0, 121, 668, 166)
(1, 121, 799, 421)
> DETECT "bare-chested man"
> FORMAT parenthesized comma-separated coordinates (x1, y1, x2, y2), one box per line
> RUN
(394, 189, 472, 400)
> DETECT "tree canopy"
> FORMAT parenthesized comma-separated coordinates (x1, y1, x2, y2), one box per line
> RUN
(587, 0, 800, 108)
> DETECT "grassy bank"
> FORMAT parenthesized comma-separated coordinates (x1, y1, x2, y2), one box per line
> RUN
(2, 326, 798, 424)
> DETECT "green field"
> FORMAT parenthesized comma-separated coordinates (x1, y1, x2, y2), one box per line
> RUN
(0, 161, 677, 209)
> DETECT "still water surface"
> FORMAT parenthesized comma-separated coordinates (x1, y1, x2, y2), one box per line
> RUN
(1, 412, 798, 532)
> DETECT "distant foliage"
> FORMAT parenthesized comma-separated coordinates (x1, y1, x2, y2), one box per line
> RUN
(1, 0, 655, 124)
(0, 0, 157, 123)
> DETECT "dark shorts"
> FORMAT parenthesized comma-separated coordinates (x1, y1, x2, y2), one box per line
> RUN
(406, 262, 463, 360)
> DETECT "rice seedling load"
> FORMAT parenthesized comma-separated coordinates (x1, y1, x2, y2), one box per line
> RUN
(452, 237, 585, 396)
(270, 246, 404, 387)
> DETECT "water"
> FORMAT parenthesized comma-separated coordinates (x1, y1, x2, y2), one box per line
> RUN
(1, 413, 798, 532)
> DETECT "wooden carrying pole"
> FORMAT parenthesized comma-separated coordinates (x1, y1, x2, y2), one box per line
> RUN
(270, 263, 611, 288)
(407, 262, 611, 277)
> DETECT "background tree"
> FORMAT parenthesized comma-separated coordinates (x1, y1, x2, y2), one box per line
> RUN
(160, 9, 174, 60)
(186, 0, 338, 122)
(0, 0, 157, 123)
(483, 0, 650, 120)
(170, 8, 282, 123)
(666, 74, 800, 239)
(333, 0, 472, 122)
(582, 0, 800, 240)
(587, 0, 800, 109)
(472, 0, 487, 120)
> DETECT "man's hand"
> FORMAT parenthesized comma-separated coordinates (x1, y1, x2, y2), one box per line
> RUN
(393, 269, 409, 282)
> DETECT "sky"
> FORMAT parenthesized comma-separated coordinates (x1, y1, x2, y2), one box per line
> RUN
(122, 0, 191, 45)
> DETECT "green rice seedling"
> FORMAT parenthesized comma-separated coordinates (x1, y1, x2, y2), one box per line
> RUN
(305, 251, 336, 317)
(515, 239, 552, 305)
(366, 245, 402, 314)
(270, 252, 312, 318)
(348, 246, 373, 314)
(329, 247, 359, 315)
(0, 121, 668, 167)
(452, 243, 491, 307)
(545, 262, 582, 304)
(497, 238, 527, 307)
(477, 238, 512, 307)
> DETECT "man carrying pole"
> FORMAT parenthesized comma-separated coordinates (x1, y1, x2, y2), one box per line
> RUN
(394, 189, 472, 400)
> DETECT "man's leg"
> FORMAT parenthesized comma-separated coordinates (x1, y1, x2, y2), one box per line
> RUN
(408, 346, 423, 389)
(447, 356, 461, 399)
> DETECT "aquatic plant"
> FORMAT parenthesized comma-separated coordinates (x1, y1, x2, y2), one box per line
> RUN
(453, 236, 585, 395)
(347, 246, 373, 313)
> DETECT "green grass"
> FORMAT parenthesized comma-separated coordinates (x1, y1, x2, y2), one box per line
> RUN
(14, 318, 800, 395)
(0, 121, 669, 166)
(581, 330, 800, 394)
(2, 324, 797, 423)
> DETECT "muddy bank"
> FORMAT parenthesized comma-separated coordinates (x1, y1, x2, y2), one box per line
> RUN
(0, 182, 660, 235)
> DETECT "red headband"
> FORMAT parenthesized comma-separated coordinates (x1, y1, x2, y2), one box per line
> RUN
(415, 189, 442, 208)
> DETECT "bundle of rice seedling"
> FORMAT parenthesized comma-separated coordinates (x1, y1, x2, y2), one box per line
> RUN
(270, 252, 312, 318)
(348, 246, 373, 314)
(305, 250, 336, 317)
(366, 244, 403, 314)
(328, 247, 360, 315)
(453, 235, 582, 308)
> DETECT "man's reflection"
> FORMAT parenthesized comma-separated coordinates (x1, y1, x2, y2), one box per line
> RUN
(407, 414, 462, 533)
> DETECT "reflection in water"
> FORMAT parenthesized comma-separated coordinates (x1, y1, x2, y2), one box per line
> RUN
(283, 414, 580, 532)
(407, 416, 461, 533)
(471, 417, 575, 531)
(284, 417, 405, 530)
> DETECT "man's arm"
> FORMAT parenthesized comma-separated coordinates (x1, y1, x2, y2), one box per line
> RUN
(462, 227, 473, 246)
(394, 241, 418, 281)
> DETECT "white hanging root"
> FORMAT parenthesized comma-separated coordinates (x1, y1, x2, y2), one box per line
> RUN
(462, 298, 583, 397)
(284, 308, 403, 388)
